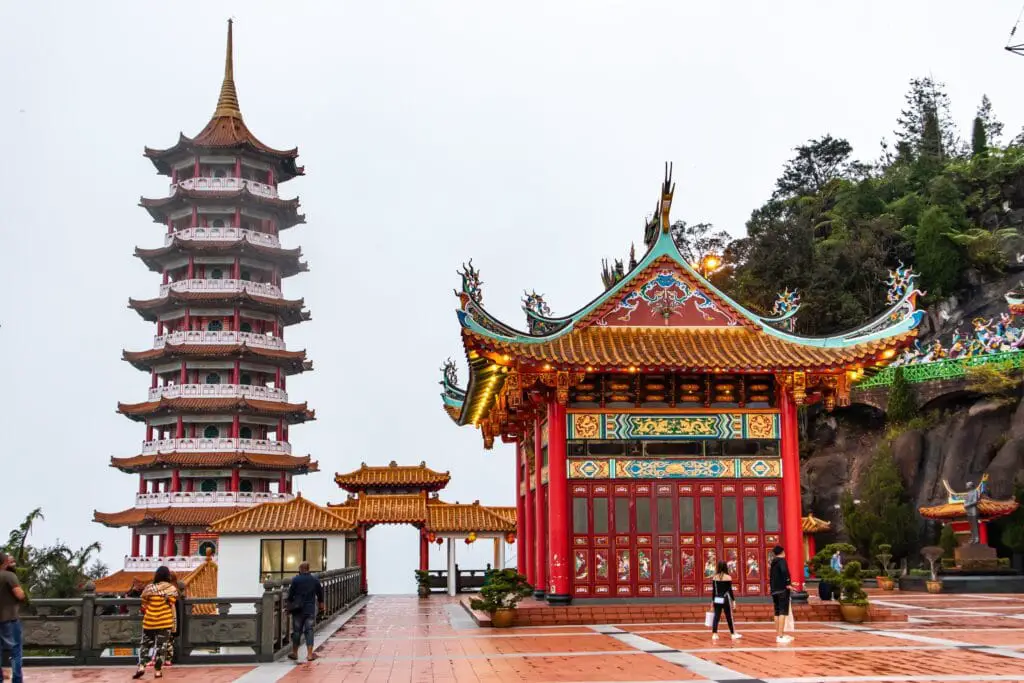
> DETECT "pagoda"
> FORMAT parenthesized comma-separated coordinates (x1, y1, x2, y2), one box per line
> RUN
(94, 21, 317, 589)
(441, 166, 923, 604)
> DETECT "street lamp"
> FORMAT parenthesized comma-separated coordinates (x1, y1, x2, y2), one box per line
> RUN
(697, 254, 722, 278)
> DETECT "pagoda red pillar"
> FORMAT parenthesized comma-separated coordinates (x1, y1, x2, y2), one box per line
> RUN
(515, 440, 527, 576)
(163, 528, 175, 557)
(779, 386, 804, 592)
(145, 534, 154, 558)
(546, 399, 570, 604)
(170, 469, 181, 493)
(131, 531, 140, 558)
(523, 440, 535, 586)
(534, 416, 547, 599)
(419, 532, 429, 572)
(357, 529, 368, 592)
(230, 468, 241, 492)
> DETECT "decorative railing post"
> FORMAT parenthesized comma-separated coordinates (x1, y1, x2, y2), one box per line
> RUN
(78, 581, 97, 665)
(258, 580, 278, 662)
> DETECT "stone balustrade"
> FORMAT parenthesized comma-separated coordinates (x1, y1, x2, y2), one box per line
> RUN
(140, 437, 292, 455)
(147, 383, 288, 402)
(135, 491, 293, 507)
(158, 278, 283, 299)
(174, 176, 278, 198)
(20, 567, 364, 666)
(164, 226, 281, 248)
(123, 555, 211, 572)
(152, 330, 286, 350)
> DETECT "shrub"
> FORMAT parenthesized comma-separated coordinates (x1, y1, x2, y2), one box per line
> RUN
(836, 561, 869, 606)
(887, 367, 918, 424)
(965, 362, 1021, 397)
(469, 569, 532, 613)
(939, 525, 958, 558)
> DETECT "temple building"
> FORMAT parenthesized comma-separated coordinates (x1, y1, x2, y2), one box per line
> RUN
(441, 167, 923, 604)
(93, 21, 316, 592)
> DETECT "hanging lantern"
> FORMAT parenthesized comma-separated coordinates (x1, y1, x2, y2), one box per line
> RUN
(426, 532, 436, 543)
(435, 537, 443, 546)
(465, 532, 477, 544)
(505, 532, 516, 544)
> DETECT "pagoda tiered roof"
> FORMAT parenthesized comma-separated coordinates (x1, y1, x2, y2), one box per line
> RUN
(128, 290, 309, 325)
(110, 452, 318, 474)
(142, 20, 303, 182)
(94, 506, 246, 529)
(441, 167, 923, 443)
(135, 239, 308, 278)
(123, 343, 311, 374)
(919, 497, 1020, 521)
(334, 461, 451, 493)
(139, 188, 305, 229)
(209, 495, 356, 534)
(117, 397, 315, 423)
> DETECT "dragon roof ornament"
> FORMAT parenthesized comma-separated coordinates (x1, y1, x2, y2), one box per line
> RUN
(454, 259, 483, 309)
(761, 288, 800, 332)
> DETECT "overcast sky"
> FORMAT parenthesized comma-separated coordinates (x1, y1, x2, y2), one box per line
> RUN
(2, 1, 1023, 594)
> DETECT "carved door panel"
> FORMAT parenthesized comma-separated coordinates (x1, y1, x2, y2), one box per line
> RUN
(611, 483, 633, 597)
(677, 484, 698, 596)
(590, 484, 612, 597)
(571, 483, 591, 598)
(653, 483, 677, 596)
(634, 483, 654, 597)
(697, 483, 719, 597)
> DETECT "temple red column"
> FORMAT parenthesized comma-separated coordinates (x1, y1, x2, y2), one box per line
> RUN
(163, 527, 176, 556)
(546, 399, 570, 604)
(131, 530, 140, 558)
(779, 385, 805, 592)
(515, 440, 527, 575)
(230, 468, 241, 492)
(170, 469, 181, 493)
(523, 440, 535, 586)
(980, 522, 990, 545)
(357, 529, 368, 592)
(534, 415, 547, 599)
(419, 532, 429, 571)
(182, 533, 192, 556)
(145, 534, 154, 558)
(138, 476, 147, 494)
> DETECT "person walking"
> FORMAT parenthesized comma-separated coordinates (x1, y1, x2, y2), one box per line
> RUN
(286, 562, 324, 663)
(830, 550, 843, 573)
(709, 561, 741, 641)
(132, 566, 178, 679)
(769, 545, 793, 644)
(0, 552, 26, 683)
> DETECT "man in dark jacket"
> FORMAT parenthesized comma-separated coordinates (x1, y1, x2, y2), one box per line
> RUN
(768, 545, 793, 644)
(287, 563, 324, 662)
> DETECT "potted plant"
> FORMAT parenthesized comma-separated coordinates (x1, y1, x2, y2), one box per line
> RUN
(414, 570, 431, 598)
(875, 544, 896, 591)
(835, 560, 869, 623)
(469, 568, 532, 628)
(808, 542, 857, 601)
(920, 546, 944, 593)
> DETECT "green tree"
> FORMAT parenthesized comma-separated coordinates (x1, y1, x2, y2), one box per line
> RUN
(3, 509, 107, 599)
(895, 77, 959, 159)
(971, 116, 987, 157)
(913, 206, 962, 296)
(998, 486, 1024, 556)
(976, 95, 1003, 147)
(669, 220, 731, 266)
(840, 445, 918, 560)
(887, 367, 917, 424)
(773, 135, 868, 199)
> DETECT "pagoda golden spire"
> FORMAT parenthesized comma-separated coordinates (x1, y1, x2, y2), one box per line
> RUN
(213, 18, 242, 119)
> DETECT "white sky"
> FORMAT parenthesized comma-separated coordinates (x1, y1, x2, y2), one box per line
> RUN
(2, 1, 1023, 594)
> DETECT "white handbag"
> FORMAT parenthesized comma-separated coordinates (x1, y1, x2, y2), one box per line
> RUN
(704, 610, 715, 627)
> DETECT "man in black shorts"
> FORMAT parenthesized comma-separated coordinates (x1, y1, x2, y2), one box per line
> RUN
(769, 545, 793, 644)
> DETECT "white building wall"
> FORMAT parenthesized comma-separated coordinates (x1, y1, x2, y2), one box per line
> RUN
(216, 533, 350, 614)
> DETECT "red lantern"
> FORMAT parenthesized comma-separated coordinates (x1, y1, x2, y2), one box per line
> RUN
(505, 532, 516, 544)
(435, 537, 443, 546)
(426, 532, 436, 543)
(466, 532, 477, 544)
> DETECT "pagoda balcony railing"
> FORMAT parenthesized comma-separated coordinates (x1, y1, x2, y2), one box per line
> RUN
(123, 555, 212, 572)
(135, 491, 294, 508)
(159, 278, 283, 299)
(153, 330, 287, 350)
(165, 226, 281, 249)
(148, 383, 288, 402)
(140, 437, 292, 455)
(855, 350, 1024, 389)
(174, 176, 278, 199)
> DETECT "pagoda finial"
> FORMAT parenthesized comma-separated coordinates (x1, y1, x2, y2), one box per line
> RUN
(214, 19, 242, 119)
(660, 162, 675, 234)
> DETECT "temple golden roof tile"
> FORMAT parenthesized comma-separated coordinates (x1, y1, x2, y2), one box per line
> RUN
(210, 495, 356, 533)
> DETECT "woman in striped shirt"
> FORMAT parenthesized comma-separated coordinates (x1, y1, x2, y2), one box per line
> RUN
(133, 566, 178, 679)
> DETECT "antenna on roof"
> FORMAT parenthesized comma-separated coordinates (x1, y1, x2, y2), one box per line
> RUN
(1006, 4, 1024, 56)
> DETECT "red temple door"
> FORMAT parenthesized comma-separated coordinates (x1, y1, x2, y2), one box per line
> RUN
(653, 484, 678, 597)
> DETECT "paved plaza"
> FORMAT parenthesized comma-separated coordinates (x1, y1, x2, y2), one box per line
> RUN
(19, 592, 1024, 682)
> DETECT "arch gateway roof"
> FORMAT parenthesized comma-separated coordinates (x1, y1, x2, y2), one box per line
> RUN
(441, 166, 924, 447)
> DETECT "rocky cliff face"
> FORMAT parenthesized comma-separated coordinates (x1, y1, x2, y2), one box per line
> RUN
(801, 395, 1024, 535)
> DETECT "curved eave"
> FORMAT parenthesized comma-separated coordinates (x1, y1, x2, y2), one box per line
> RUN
(758, 306, 801, 327)
(109, 452, 318, 474)
(117, 397, 315, 423)
(455, 228, 923, 350)
(135, 240, 307, 278)
(122, 344, 311, 375)
(93, 506, 246, 529)
(919, 499, 1020, 521)
(139, 188, 306, 229)
(456, 352, 509, 427)
(127, 292, 310, 326)
(144, 132, 303, 182)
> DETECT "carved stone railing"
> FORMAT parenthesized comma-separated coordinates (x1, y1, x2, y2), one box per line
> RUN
(123, 556, 212, 572)
(22, 567, 364, 666)
(147, 383, 288, 402)
(140, 437, 292, 455)
(165, 227, 281, 249)
(158, 279, 283, 299)
(135, 491, 293, 508)
(174, 176, 278, 199)
(153, 330, 286, 350)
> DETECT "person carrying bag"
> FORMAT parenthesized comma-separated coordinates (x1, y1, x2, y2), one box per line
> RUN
(707, 561, 741, 641)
